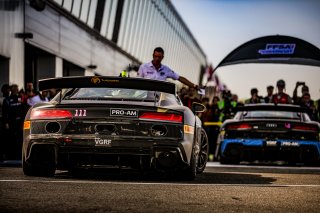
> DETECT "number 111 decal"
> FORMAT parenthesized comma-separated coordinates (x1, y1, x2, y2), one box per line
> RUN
(75, 109, 87, 117)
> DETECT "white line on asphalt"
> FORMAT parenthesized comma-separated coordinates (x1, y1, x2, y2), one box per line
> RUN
(0, 179, 319, 187)
(206, 162, 320, 170)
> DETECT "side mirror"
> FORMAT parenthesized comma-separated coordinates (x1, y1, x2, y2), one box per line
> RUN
(192, 102, 206, 113)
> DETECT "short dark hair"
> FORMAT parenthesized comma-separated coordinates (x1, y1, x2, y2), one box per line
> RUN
(154, 47, 164, 54)
(251, 88, 258, 95)
(267, 85, 274, 90)
(1, 84, 10, 93)
(277, 79, 285, 87)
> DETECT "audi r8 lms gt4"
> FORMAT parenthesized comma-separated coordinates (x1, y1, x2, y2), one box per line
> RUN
(22, 76, 209, 180)
(215, 104, 320, 165)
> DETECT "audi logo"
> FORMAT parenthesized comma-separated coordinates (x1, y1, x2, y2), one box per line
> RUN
(266, 123, 277, 128)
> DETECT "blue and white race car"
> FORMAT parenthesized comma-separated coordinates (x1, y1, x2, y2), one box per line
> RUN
(215, 104, 320, 165)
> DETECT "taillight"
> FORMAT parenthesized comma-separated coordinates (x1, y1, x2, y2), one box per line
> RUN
(227, 123, 252, 130)
(30, 109, 73, 120)
(139, 112, 182, 123)
(292, 125, 318, 132)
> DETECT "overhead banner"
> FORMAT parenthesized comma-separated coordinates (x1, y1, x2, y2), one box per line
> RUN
(216, 35, 320, 68)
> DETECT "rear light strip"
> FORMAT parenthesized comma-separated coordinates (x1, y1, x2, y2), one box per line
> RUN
(292, 125, 318, 132)
(227, 123, 252, 130)
(139, 112, 182, 123)
(30, 109, 73, 120)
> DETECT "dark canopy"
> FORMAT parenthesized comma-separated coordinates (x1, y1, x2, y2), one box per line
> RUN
(216, 35, 320, 69)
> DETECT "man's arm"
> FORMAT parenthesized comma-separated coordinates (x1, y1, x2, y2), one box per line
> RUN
(178, 76, 199, 89)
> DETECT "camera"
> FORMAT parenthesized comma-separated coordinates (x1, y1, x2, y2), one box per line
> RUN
(297, 82, 305, 86)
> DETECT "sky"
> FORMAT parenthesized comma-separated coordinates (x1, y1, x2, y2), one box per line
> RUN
(171, 0, 320, 100)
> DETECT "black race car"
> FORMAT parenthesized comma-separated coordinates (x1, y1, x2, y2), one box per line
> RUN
(215, 104, 320, 165)
(22, 76, 208, 180)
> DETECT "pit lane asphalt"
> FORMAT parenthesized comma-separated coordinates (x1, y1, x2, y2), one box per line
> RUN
(1, 161, 319, 212)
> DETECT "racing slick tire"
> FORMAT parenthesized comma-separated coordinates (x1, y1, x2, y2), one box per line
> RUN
(22, 155, 56, 177)
(197, 128, 209, 174)
(179, 141, 198, 181)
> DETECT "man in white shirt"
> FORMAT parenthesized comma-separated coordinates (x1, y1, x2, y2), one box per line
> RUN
(27, 90, 49, 107)
(138, 47, 199, 89)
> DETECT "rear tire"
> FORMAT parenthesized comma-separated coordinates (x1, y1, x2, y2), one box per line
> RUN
(22, 155, 56, 177)
(197, 128, 209, 174)
(180, 142, 198, 181)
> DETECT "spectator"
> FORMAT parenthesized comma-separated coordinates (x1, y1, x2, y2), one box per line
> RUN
(27, 90, 49, 107)
(271, 79, 293, 104)
(200, 96, 221, 161)
(178, 87, 188, 101)
(138, 47, 199, 89)
(182, 87, 201, 109)
(264, 85, 274, 103)
(317, 99, 320, 122)
(21, 82, 36, 116)
(230, 94, 244, 115)
(300, 92, 318, 121)
(218, 90, 234, 121)
(245, 88, 264, 104)
(293, 82, 310, 105)
(1, 84, 11, 161)
(2, 84, 24, 159)
(48, 88, 58, 101)
(23, 82, 36, 104)
(0, 84, 11, 116)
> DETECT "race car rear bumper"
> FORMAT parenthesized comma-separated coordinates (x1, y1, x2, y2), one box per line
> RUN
(221, 139, 320, 163)
(24, 135, 192, 171)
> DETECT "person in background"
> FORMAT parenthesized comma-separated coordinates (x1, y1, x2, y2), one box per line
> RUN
(271, 79, 292, 104)
(138, 47, 199, 90)
(245, 88, 264, 104)
(292, 82, 310, 105)
(0, 84, 11, 161)
(264, 85, 274, 103)
(27, 90, 49, 107)
(317, 99, 320, 122)
(299, 92, 318, 121)
(2, 84, 24, 159)
(23, 82, 36, 102)
(199, 96, 221, 161)
(218, 90, 234, 121)
(48, 88, 58, 101)
(178, 87, 188, 101)
(182, 87, 201, 109)
(21, 82, 36, 115)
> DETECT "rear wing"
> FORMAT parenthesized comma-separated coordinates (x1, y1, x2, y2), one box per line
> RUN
(38, 76, 177, 94)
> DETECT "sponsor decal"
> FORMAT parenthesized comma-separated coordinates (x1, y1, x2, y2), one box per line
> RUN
(258, 43, 295, 55)
(95, 138, 112, 146)
(91, 77, 120, 84)
(266, 141, 277, 146)
(281, 141, 299, 147)
(110, 108, 138, 117)
(91, 77, 101, 84)
(74, 109, 87, 117)
(24, 121, 30, 130)
(284, 123, 291, 129)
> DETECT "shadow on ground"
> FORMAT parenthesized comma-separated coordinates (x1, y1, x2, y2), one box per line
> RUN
(53, 168, 278, 185)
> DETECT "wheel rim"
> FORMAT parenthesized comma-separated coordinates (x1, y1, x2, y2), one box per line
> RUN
(198, 129, 208, 170)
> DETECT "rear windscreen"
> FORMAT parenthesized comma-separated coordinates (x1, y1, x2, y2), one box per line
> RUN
(63, 88, 155, 101)
(243, 110, 301, 120)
